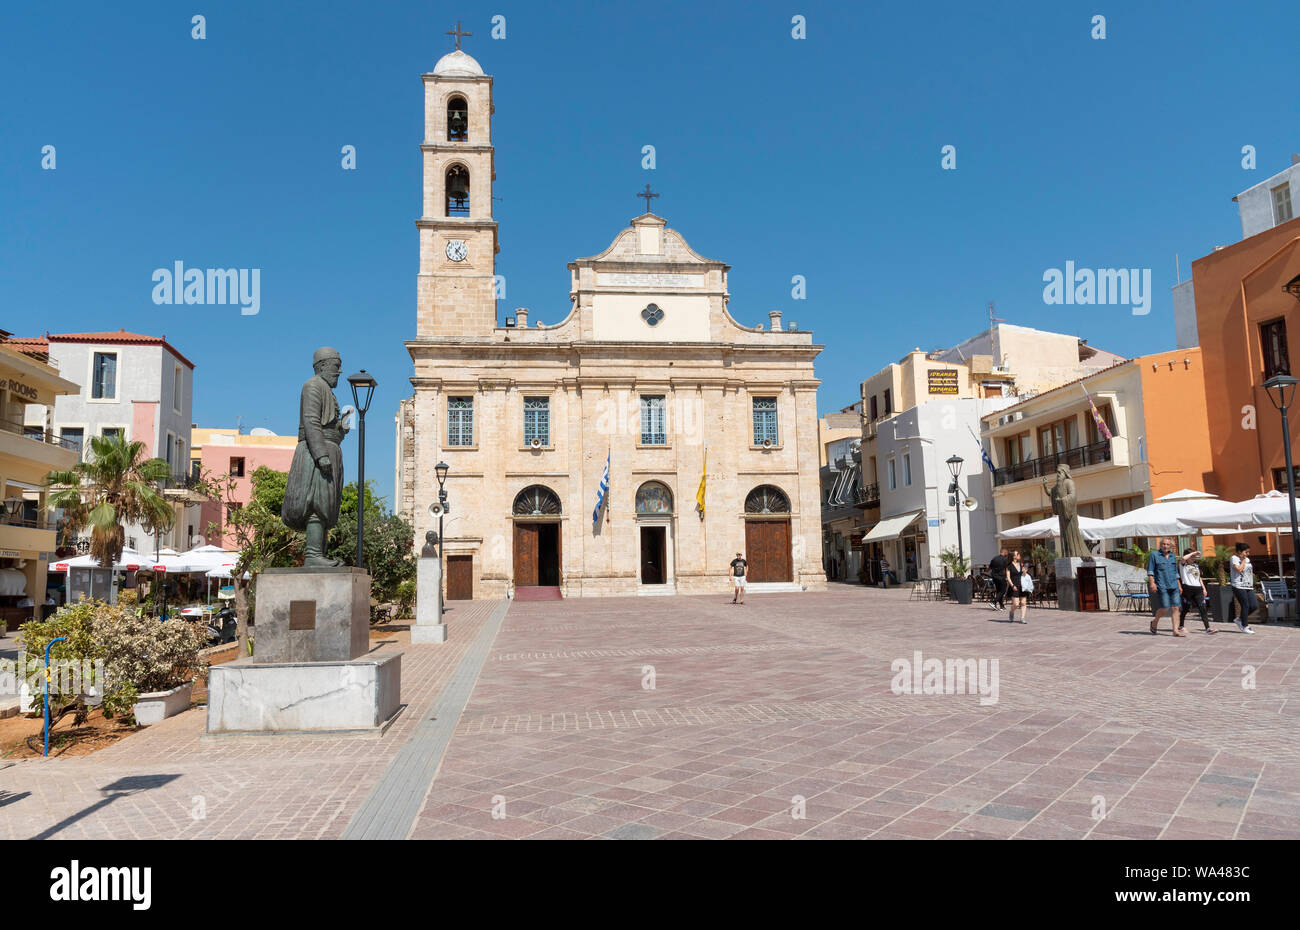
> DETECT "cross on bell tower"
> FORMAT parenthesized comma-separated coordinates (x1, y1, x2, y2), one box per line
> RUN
(445, 20, 472, 50)
(637, 184, 659, 213)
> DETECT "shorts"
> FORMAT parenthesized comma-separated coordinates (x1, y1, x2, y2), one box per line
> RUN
(732, 575, 746, 588)
(1154, 586, 1181, 609)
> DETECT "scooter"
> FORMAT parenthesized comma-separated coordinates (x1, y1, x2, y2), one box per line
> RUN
(206, 606, 237, 645)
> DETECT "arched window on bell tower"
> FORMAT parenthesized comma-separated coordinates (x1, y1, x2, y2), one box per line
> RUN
(447, 96, 468, 142)
(446, 165, 470, 216)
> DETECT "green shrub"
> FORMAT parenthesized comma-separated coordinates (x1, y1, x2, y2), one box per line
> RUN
(18, 599, 207, 725)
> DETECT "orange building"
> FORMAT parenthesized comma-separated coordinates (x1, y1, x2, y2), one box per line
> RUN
(1190, 214, 1300, 505)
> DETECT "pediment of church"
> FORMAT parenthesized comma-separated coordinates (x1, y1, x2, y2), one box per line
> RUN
(573, 214, 726, 270)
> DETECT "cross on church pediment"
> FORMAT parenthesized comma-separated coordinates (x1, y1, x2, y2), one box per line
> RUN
(637, 184, 659, 212)
(446, 20, 472, 51)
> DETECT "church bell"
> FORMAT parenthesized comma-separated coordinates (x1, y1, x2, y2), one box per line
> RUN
(447, 167, 470, 205)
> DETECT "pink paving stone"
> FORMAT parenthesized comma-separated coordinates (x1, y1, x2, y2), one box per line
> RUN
(4, 589, 1298, 840)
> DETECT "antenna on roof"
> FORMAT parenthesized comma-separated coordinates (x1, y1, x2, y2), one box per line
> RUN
(1175, 253, 1181, 284)
(988, 301, 1006, 368)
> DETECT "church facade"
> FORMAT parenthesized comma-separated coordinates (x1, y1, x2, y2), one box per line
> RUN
(397, 47, 826, 599)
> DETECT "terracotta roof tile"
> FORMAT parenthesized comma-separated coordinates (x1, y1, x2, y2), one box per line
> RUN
(20, 329, 195, 368)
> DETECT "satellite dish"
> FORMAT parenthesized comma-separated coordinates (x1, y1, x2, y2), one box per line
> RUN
(962, 497, 979, 512)
(249, 427, 277, 436)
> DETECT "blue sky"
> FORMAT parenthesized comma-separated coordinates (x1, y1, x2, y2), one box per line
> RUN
(3, 1, 1296, 506)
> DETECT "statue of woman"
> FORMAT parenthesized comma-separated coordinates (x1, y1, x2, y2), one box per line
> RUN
(1044, 464, 1090, 558)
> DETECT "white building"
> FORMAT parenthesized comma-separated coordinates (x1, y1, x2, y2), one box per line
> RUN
(865, 396, 1013, 580)
(17, 330, 200, 553)
(1174, 154, 1300, 349)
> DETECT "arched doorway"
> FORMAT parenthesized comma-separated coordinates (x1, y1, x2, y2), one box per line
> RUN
(743, 485, 792, 583)
(512, 485, 562, 594)
(635, 481, 675, 587)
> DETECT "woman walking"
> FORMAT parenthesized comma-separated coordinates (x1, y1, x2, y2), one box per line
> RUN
(1178, 548, 1215, 635)
(1005, 550, 1028, 624)
(1228, 542, 1257, 634)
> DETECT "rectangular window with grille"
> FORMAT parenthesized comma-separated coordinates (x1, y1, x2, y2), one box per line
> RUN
(640, 395, 666, 445)
(752, 397, 778, 445)
(1261, 318, 1290, 379)
(447, 396, 474, 447)
(60, 427, 84, 454)
(91, 352, 117, 399)
(1272, 467, 1300, 491)
(523, 397, 549, 446)
(1273, 183, 1293, 225)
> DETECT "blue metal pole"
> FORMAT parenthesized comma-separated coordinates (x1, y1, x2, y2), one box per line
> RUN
(44, 635, 67, 757)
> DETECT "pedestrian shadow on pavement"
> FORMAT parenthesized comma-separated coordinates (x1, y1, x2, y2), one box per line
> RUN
(0, 790, 30, 809)
(28, 774, 181, 841)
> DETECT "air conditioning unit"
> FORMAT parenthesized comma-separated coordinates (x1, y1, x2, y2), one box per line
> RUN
(530, 437, 543, 449)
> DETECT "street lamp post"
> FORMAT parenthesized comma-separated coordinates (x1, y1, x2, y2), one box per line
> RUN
(1264, 374, 1300, 612)
(346, 370, 378, 570)
(435, 462, 449, 612)
(947, 455, 965, 575)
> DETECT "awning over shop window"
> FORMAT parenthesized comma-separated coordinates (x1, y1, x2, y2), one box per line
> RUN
(863, 511, 924, 543)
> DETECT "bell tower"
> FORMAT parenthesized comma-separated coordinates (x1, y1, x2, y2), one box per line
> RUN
(416, 24, 498, 337)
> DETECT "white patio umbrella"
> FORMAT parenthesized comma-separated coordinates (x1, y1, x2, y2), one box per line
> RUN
(1090, 495, 1228, 539)
(1000, 515, 1107, 540)
(52, 547, 157, 572)
(1156, 488, 1220, 502)
(1178, 491, 1298, 578)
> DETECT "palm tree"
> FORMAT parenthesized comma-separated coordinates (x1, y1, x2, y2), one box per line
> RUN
(45, 433, 174, 568)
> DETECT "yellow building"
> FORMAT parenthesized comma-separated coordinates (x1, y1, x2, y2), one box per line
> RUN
(0, 333, 80, 624)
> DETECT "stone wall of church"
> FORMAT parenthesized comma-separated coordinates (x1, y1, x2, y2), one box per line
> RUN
(407, 347, 828, 599)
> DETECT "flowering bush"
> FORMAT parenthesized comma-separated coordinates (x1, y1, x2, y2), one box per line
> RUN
(19, 599, 207, 724)
(95, 607, 207, 696)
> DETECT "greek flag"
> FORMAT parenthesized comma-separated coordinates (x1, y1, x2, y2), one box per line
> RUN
(967, 425, 995, 471)
(593, 450, 610, 529)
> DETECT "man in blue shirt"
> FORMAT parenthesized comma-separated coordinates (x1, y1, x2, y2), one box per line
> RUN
(1147, 537, 1183, 636)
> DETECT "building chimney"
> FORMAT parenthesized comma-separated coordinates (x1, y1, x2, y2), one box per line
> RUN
(515, 308, 529, 328)
(768, 310, 783, 332)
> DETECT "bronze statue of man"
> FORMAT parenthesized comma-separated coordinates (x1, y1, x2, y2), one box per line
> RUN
(1043, 464, 1090, 559)
(282, 347, 349, 567)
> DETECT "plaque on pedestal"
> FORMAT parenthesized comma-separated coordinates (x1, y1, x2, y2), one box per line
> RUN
(255, 567, 370, 663)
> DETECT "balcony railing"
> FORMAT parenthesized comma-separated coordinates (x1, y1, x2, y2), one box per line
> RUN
(0, 417, 80, 451)
(160, 473, 203, 493)
(858, 483, 880, 506)
(992, 439, 1113, 487)
(0, 514, 57, 531)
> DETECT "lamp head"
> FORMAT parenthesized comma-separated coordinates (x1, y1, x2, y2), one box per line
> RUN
(435, 461, 450, 487)
(346, 370, 378, 415)
(1264, 374, 1299, 412)
(946, 455, 964, 479)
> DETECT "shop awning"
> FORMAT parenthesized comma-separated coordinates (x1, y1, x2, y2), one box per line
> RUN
(863, 511, 924, 543)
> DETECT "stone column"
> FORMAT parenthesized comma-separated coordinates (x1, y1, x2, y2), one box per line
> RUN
(412, 531, 446, 643)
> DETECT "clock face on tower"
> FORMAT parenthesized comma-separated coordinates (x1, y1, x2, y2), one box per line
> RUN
(445, 239, 468, 262)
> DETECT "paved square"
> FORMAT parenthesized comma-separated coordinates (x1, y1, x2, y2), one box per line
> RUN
(2, 589, 1298, 840)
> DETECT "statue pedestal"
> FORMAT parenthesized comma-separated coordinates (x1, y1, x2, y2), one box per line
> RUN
(412, 554, 445, 643)
(206, 654, 401, 736)
(1055, 556, 1152, 611)
(206, 567, 404, 735)
(254, 567, 370, 663)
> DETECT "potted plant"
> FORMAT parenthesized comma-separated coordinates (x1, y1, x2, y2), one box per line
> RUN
(940, 547, 973, 604)
(94, 607, 208, 725)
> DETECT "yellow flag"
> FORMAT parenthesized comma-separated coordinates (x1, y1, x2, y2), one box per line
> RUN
(696, 451, 707, 516)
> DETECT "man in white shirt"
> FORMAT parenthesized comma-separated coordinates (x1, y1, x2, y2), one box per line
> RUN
(1228, 542, 1257, 634)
